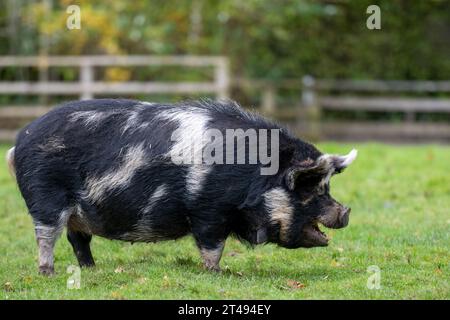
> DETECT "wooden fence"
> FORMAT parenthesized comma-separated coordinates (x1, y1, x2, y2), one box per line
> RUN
(0, 55, 229, 141)
(235, 77, 450, 142)
(1, 55, 450, 142)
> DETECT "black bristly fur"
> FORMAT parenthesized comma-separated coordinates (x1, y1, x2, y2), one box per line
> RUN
(12, 98, 331, 270)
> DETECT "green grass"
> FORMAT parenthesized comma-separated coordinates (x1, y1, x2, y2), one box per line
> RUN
(0, 143, 449, 299)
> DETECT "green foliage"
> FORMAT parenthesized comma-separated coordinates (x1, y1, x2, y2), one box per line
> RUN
(1, 0, 449, 80)
(1, 143, 449, 299)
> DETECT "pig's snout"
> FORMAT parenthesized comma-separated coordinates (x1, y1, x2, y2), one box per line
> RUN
(318, 205, 351, 229)
(338, 206, 351, 228)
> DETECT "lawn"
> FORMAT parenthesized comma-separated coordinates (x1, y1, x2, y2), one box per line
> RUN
(0, 142, 449, 299)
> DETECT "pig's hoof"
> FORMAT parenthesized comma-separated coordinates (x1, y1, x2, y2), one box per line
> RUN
(39, 266, 55, 276)
(79, 261, 95, 268)
(204, 264, 221, 273)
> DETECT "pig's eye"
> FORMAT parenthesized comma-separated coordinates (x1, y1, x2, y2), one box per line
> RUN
(317, 186, 325, 195)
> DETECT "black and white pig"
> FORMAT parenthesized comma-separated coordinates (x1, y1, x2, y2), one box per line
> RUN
(7, 99, 357, 275)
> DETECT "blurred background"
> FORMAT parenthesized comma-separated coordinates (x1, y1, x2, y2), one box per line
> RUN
(0, 0, 449, 142)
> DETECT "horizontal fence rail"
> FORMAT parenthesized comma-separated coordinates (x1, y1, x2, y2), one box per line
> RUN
(1, 56, 450, 143)
(0, 55, 228, 67)
(235, 78, 450, 92)
(0, 55, 230, 142)
(234, 76, 450, 142)
(314, 79, 450, 92)
(319, 97, 450, 112)
(0, 82, 220, 95)
(0, 55, 230, 100)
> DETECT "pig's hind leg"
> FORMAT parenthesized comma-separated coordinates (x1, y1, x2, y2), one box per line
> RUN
(67, 230, 95, 267)
(33, 207, 72, 276)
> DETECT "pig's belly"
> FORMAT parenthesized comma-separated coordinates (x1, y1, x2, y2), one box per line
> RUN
(67, 206, 191, 243)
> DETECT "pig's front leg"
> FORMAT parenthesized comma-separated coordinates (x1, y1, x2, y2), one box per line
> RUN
(198, 242, 225, 272)
(191, 217, 229, 272)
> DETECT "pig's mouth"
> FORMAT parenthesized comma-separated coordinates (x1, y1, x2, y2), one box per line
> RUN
(300, 207, 351, 247)
(302, 222, 329, 247)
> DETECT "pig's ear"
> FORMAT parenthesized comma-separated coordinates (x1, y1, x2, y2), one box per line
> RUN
(285, 149, 358, 190)
(285, 157, 330, 190)
(321, 149, 358, 174)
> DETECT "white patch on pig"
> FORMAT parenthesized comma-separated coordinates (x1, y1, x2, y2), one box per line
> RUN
(34, 208, 74, 274)
(185, 164, 212, 200)
(320, 168, 334, 189)
(117, 184, 169, 242)
(84, 143, 147, 203)
(142, 184, 168, 215)
(264, 187, 293, 242)
(340, 149, 358, 167)
(69, 110, 112, 129)
(38, 136, 66, 152)
(70, 105, 151, 134)
(6, 146, 15, 178)
(141, 101, 157, 106)
(34, 208, 72, 240)
(319, 149, 358, 171)
(156, 107, 212, 199)
(35, 234, 56, 274)
(122, 105, 146, 134)
(157, 107, 211, 164)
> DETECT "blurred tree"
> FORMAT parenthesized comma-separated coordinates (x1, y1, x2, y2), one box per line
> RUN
(0, 0, 449, 80)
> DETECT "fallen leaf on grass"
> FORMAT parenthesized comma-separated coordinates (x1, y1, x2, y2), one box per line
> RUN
(254, 254, 263, 262)
(286, 280, 306, 290)
(226, 251, 241, 257)
(137, 277, 148, 284)
(3, 282, 14, 292)
(110, 291, 125, 300)
(114, 266, 125, 273)
(22, 276, 33, 285)
(162, 275, 171, 288)
(331, 259, 344, 267)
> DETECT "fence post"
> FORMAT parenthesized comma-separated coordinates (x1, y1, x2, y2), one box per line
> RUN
(299, 75, 321, 140)
(80, 59, 93, 100)
(405, 111, 416, 123)
(38, 55, 49, 105)
(261, 84, 276, 115)
(215, 58, 230, 100)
